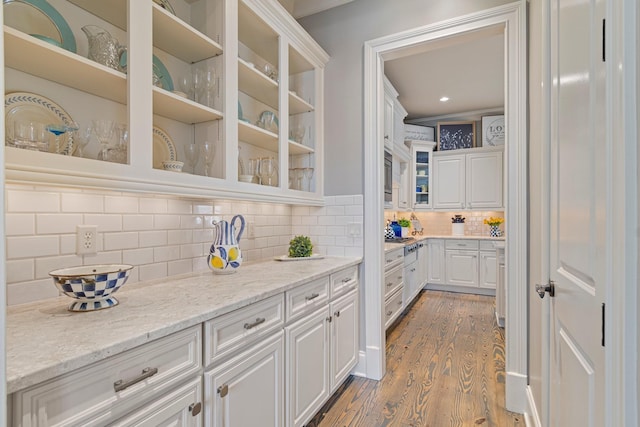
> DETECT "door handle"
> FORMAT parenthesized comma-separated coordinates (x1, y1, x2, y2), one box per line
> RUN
(535, 281, 555, 298)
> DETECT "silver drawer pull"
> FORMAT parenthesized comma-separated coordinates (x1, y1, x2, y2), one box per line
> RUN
(397, 300, 403, 306)
(397, 276, 403, 280)
(410, 268, 416, 272)
(189, 402, 202, 416)
(114, 367, 158, 392)
(244, 317, 266, 329)
(342, 277, 352, 283)
(305, 293, 320, 301)
(386, 282, 393, 287)
(386, 259, 392, 263)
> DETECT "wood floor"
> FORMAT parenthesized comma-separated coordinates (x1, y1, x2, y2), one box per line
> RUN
(307, 290, 523, 427)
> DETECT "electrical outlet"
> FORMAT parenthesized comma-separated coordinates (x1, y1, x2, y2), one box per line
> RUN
(348, 222, 362, 237)
(76, 225, 97, 255)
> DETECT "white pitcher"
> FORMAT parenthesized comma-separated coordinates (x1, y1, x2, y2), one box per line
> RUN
(208, 215, 245, 274)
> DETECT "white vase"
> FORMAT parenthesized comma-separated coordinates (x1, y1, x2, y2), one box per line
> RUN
(452, 223, 465, 236)
(401, 227, 409, 238)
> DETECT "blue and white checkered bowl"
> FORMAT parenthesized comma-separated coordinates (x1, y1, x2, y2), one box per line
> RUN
(49, 264, 133, 312)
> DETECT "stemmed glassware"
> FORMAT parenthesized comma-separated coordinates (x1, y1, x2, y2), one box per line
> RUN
(112, 124, 128, 164)
(260, 157, 277, 186)
(184, 143, 199, 174)
(303, 167, 315, 192)
(200, 141, 215, 177)
(92, 119, 116, 162)
(73, 124, 92, 158)
(203, 68, 217, 108)
(46, 123, 77, 155)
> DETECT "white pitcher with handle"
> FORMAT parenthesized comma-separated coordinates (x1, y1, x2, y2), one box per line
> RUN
(208, 214, 245, 274)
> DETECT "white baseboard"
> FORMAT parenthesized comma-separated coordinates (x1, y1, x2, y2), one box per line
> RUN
(506, 371, 528, 413)
(351, 350, 368, 378)
(524, 385, 542, 427)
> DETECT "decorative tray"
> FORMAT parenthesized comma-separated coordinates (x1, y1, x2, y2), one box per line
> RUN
(274, 254, 324, 262)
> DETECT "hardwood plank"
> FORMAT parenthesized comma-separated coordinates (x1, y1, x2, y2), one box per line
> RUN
(307, 290, 524, 427)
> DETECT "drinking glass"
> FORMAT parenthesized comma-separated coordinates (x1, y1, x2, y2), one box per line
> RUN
(260, 157, 276, 186)
(178, 73, 194, 100)
(303, 167, 315, 192)
(112, 124, 128, 164)
(184, 143, 199, 174)
(92, 119, 116, 162)
(203, 68, 217, 108)
(13, 121, 47, 151)
(46, 123, 77, 155)
(200, 141, 215, 177)
(248, 158, 260, 184)
(193, 68, 205, 104)
(73, 124, 92, 158)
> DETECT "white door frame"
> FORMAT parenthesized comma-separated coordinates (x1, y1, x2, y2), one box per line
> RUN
(362, 1, 528, 413)
(0, 2, 7, 423)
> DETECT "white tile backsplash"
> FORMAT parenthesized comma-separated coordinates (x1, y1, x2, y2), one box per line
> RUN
(5, 183, 364, 306)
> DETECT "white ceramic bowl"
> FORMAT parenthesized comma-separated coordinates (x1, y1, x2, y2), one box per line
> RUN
(239, 174, 254, 183)
(162, 160, 184, 172)
(49, 264, 133, 312)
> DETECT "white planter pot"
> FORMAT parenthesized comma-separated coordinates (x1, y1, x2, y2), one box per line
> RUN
(401, 227, 409, 238)
(452, 223, 465, 236)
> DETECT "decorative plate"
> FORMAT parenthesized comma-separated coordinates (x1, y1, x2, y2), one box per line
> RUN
(5, 91, 75, 155)
(153, 0, 175, 15)
(3, 0, 76, 52)
(274, 254, 324, 262)
(120, 53, 174, 92)
(152, 126, 176, 169)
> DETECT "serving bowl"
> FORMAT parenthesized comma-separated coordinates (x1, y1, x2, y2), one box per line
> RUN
(49, 264, 133, 312)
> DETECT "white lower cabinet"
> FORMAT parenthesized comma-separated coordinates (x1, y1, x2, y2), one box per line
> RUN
(479, 250, 498, 289)
(112, 378, 202, 427)
(427, 239, 445, 285)
(330, 289, 359, 391)
(445, 250, 479, 287)
(204, 331, 285, 427)
(286, 306, 331, 427)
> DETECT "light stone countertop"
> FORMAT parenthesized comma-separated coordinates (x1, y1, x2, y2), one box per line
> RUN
(384, 234, 505, 253)
(6, 256, 361, 394)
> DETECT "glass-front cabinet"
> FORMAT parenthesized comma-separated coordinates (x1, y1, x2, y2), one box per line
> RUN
(2, 0, 327, 204)
(409, 140, 435, 210)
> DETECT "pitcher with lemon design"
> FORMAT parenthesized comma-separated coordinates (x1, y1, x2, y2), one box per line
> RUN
(208, 215, 245, 274)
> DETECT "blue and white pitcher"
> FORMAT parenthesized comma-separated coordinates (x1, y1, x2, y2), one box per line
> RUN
(208, 214, 245, 274)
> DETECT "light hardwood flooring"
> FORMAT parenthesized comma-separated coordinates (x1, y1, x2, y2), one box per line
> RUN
(307, 290, 524, 427)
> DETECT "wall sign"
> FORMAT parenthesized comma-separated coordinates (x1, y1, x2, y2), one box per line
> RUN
(482, 115, 505, 146)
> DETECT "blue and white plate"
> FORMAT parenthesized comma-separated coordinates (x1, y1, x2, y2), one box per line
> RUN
(3, 0, 76, 52)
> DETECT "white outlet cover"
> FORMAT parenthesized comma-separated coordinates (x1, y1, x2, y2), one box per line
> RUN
(347, 222, 362, 237)
(76, 225, 98, 255)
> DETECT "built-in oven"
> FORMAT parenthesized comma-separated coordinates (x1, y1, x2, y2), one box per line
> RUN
(384, 150, 392, 203)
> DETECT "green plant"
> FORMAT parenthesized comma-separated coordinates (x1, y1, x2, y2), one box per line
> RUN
(398, 218, 411, 228)
(288, 235, 313, 258)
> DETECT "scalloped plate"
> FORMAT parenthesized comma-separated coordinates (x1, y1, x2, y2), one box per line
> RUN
(152, 126, 176, 169)
(274, 254, 324, 262)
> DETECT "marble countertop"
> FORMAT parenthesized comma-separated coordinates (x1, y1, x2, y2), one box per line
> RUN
(6, 256, 361, 394)
(384, 234, 505, 252)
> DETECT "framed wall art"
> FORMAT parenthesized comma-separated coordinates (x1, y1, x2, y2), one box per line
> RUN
(481, 115, 505, 146)
(437, 121, 476, 151)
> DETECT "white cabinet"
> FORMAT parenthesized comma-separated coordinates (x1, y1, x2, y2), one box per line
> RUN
(112, 378, 202, 427)
(286, 306, 331, 427)
(433, 147, 504, 210)
(205, 332, 285, 427)
(384, 248, 404, 330)
(445, 249, 479, 287)
(329, 289, 359, 391)
(383, 77, 396, 151)
(409, 141, 436, 209)
(495, 243, 506, 327)
(426, 239, 445, 285)
(3, 0, 328, 204)
(479, 250, 498, 289)
(417, 241, 428, 287)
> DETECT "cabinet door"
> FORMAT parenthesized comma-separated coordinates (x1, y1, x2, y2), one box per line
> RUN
(398, 161, 409, 209)
(205, 332, 284, 427)
(383, 95, 394, 150)
(112, 378, 202, 427)
(330, 289, 359, 392)
(417, 244, 429, 287)
(402, 261, 418, 307)
(466, 151, 503, 208)
(427, 240, 445, 284)
(445, 250, 478, 287)
(479, 251, 497, 289)
(433, 154, 465, 209)
(286, 306, 330, 427)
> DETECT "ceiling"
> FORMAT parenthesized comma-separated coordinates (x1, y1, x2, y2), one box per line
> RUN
(383, 30, 505, 122)
(278, 0, 355, 19)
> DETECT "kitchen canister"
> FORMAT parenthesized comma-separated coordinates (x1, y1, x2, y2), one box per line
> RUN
(208, 214, 245, 274)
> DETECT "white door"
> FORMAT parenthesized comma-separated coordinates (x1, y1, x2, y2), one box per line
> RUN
(330, 290, 358, 391)
(548, 0, 605, 424)
(205, 332, 284, 427)
(433, 154, 465, 209)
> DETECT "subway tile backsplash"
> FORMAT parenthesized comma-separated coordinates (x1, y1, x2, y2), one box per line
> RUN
(5, 184, 364, 306)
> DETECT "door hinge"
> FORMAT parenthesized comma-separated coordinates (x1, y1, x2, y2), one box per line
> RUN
(601, 303, 605, 347)
(602, 19, 606, 62)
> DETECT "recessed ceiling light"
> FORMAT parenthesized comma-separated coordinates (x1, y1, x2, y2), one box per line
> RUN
(440, 96, 450, 102)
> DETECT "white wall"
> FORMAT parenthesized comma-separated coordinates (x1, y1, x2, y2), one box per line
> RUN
(299, 0, 514, 195)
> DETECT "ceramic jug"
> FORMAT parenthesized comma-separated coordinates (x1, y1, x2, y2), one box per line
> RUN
(208, 214, 245, 274)
(82, 25, 127, 72)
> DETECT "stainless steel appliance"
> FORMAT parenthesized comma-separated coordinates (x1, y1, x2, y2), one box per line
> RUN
(384, 150, 392, 203)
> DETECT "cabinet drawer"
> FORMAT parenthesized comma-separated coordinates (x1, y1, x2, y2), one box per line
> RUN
(286, 276, 330, 322)
(384, 263, 403, 299)
(331, 265, 359, 297)
(204, 294, 284, 366)
(480, 240, 497, 251)
(384, 288, 404, 330)
(384, 248, 404, 268)
(445, 239, 479, 250)
(13, 326, 202, 427)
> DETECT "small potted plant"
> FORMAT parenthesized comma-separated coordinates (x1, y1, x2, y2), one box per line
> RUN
(484, 216, 504, 237)
(288, 235, 313, 258)
(398, 218, 411, 238)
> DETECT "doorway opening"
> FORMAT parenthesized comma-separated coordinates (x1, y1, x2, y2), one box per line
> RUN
(361, 2, 527, 413)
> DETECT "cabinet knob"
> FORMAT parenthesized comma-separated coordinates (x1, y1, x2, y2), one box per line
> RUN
(386, 310, 393, 316)
(326, 316, 333, 323)
(189, 402, 202, 416)
(217, 384, 229, 398)
(334, 310, 341, 317)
